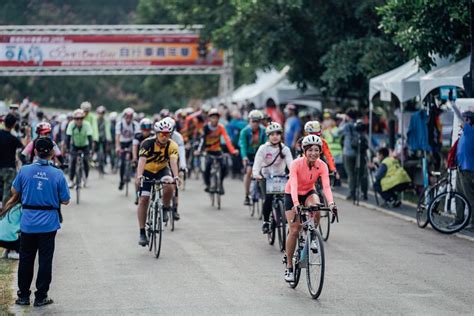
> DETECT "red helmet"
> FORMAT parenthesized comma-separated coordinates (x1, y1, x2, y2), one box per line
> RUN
(36, 122, 52, 135)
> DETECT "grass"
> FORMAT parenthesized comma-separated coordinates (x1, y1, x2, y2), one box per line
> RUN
(0, 251, 15, 316)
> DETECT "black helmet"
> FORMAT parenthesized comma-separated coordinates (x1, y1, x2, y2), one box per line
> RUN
(355, 119, 366, 132)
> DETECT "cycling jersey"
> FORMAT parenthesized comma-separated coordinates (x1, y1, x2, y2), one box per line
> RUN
(239, 125, 266, 160)
(133, 132, 155, 147)
(285, 157, 333, 207)
(116, 120, 140, 143)
(139, 137, 179, 175)
(66, 121, 93, 147)
(22, 140, 62, 163)
(252, 142, 293, 178)
(198, 123, 236, 154)
(171, 131, 187, 170)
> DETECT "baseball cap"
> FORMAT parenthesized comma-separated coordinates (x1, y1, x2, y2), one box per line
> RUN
(35, 137, 54, 154)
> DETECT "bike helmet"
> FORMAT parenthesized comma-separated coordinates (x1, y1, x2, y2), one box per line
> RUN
(201, 103, 212, 113)
(304, 121, 321, 134)
(96, 105, 106, 114)
(265, 122, 282, 135)
(160, 108, 170, 118)
(73, 109, 85, 119)
(154, 119, 173, 133)
(123, 107, 134, 117)
(302, 135, 323, 149)
(36, 122, 52, 135)
(285, 103, 296, 111)
(80, 101, 92, 112)
(140, 118, 153, 130)
(162, 117, 176, 130)
(208, 108, 220, 117)
(248, 109, 264, 121)
(109, 111, 118, 121)
(462, 110, 474, 120)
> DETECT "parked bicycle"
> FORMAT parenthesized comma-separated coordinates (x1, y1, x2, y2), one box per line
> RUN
(416, 171, 447, 228)
(284, 204, 338, 299)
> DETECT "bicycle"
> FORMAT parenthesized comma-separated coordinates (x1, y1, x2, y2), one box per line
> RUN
(140, 177, 171, 258)
(249, 178, 263, 219)
(74, 150, 85, 205)
(96, 140, 107, 178)
(416, 171, 447, 228)
(427, 169, 472, 234)
(284, 204, 338, 299)
(165, 186, 179, 232)
(315, 180, 331, 242)
(263, 175, 287, 252)
(207, 155, 223, 210)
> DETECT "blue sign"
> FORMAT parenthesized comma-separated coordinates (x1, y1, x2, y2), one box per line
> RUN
(440, 86, 457, 101)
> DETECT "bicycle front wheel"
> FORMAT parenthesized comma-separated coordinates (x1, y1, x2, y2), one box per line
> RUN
(416, 179, 447, 228)
(277, 200, 286, 252)
(268, 215, 276, 245)
(306, 229, 325, 299)
(428, 191, 471, 234)
(153, 203, 163, 258)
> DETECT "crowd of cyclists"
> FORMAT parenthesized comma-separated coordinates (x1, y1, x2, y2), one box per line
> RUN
(0, 98, 343, 284)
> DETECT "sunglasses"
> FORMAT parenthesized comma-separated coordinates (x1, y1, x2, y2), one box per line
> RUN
(74, 118, 84, 120)
(159, 132, 171, 137)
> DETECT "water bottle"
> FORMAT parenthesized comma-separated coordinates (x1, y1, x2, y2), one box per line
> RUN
(300, 241, 308, 262)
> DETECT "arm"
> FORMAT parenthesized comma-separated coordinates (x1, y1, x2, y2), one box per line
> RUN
(239, 128, 248, 159)
(105, 119, 112, 142)
(320, 163, 334, 205)
(132, 143, 139, 162)
(322, 139, 336, 172)
(115, 121, 121, 152)
(374, 164, 387, 182)
(252, 147, 264, 177)
(175, 135, 187, 170)
(136, 157, 146, 180)
(169, 157, 179, 180)
(91, 115, 99, 142)
(0, 189, 20, 217)
(284, 146, 294, 168)
(288, 161, 300, 207)
(220, 125, 236, 154)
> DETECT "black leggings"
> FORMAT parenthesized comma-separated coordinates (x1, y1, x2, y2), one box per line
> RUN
(0, 239, 20, 252)
(69, 147, 90, 181)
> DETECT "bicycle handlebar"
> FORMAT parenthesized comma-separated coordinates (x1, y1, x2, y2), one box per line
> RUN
(292, 204, 339, 224)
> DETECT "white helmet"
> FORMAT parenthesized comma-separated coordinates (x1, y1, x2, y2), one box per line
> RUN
(201, 103, 212, 113)
(162, 117, 176, 130)
(80, 101, 92, 112)
(73, 109, 85, 119)
(154, 119, 173, 133)
(139, 118, 153, 130)
(248, 109, 264, 121)
(302, 135, 323, 149)
(265, 122, 282, 135)
(123, 107, 134, 117)
(304, 121, 321, 134)
(109, 111, 118, 121)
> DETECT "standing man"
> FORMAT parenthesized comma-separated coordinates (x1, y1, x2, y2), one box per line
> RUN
(3, 137, 70, 307)
(284, 104, 302, 153)
(0, 113, 24, 208)
(339, 108, 358, 200)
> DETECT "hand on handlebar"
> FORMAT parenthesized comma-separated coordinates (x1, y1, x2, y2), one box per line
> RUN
(329, 203, 339, 223)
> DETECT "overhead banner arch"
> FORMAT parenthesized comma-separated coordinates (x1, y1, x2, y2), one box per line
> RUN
(0, 25, 228, 76)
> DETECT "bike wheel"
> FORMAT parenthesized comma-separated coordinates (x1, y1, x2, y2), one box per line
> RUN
(289, 249, 301, 289)
(277, 200, 286, 252)
(153, 203, 163, 258)
(216, 172, 221, 210)
(416, 179, 447, 228)
(306, 229, 325, 299)
(170, 204, 175, 232)
(268, 215, 276, 245)
(75, 161, 82, 205)
(147, 202, 155, 251)
(124, 162, 130, 197)
(428, 191, 471, 234)
(318, 193, 330, 241)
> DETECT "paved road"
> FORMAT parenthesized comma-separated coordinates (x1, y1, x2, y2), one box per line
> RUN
(11, 172, 474, 315)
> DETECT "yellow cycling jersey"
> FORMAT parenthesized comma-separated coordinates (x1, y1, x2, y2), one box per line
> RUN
(139, 137, 179, 174)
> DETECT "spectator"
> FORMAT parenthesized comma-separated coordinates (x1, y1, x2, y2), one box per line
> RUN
(3, 137, 70, 307)
(0, 204, 22, 259)
(265, 98, 284, 124)
(456, 111, 474, 229)
(284, 104, 302, 152)
(339, 108, 360, 200)
(371, 147, 411, 207)
(0, 114, 24, 208)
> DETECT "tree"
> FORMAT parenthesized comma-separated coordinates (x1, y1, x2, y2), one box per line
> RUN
(377, 0, 470, 71)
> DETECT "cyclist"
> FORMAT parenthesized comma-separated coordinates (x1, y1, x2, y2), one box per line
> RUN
(303, 121, 339, 180)
(95, 106, 112, 172)
(65, 109, 93, 188)
(195, 108, 238, 194)
(80, 101, 99, 145)
(135, 119, 180, 246)
(283, 135, 337, 282)
(162, 117, 187, 173)
(116, 107, 140, 190)
(109, 111, 118, 171)
(239, 110, 267, 205)
(132, 118, 154, 205)
(20, 122, 63, 166)
(252, 122, 293, 233)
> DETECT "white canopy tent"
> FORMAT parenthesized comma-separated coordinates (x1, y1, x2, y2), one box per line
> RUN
(419, 56, 470, 101)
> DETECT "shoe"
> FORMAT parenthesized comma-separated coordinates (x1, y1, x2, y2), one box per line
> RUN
(162, 209, 169, 223)
(82, 177, 88, 188)
(173, 211, 180, 221)
(244, 196, 251, 206)
(7, 250, 19, 260)
(284, 268, 295, 282)
(68, 180, 74, 189)
(262, 221, 270, 234)
(204, 187, 210, 193)
(310, 240, 319, 253)
(345, 195, 354, 200)
(138, 234, 148, 247)
(134, 195, 139, 205)
(1, 249, 8, 259)
(33, 297, 54, 307)
(362, 194, 368, 201)
(393, 199, 402, 208)
(118, 182, 124, 190)
(15, 297, 30, 306)
(219, 185, 225, 195)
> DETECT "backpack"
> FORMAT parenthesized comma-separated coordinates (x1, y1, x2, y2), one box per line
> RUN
(446, 138, 459, 170)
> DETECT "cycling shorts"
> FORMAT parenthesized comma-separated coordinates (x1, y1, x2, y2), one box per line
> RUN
(284, 190, 316, 211)
(139, 168, 171, 197)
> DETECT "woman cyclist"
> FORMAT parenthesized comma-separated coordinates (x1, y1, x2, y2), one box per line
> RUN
(253, 122, 293, 233)
(284, 135, 337, 282)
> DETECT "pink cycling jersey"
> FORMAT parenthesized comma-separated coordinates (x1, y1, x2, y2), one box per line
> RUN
(285, 157, 334, 207)
(22, 140, 62, 157)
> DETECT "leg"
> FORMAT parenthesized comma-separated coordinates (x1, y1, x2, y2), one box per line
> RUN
(285, 209, 302, 269)
(35, 231, 57, 301)
(2, 169, 16, 207)
(203, 157, 212, 187)
(219, 157, 227, 190)
(244, 165, 252, 196)
(305, 194, 321, 224)
(262, 195, 273, 222)
(0, 239, 21, 252)
(69, 152, 77, 181)
(83, 149, 90, 178)
(344, 155, 356, 198)
(119, 148, 126, 184)
(17, 232, 38, 299)
(360, 159, 368, 197)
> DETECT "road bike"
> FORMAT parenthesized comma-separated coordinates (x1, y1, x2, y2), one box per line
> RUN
(264, 175, 287, 252)
(249, 178, 263, 219)
(284, 204, 338, 299)
(74, 150, 86, 205)
(207, 155, 223, 210)
(416, 171, 447, 228)
(427, 169, 472, 234)
(141, 178, 172, 258)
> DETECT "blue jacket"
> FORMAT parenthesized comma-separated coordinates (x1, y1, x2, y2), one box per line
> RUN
(0, 204, 21, 242)
(457, 123, 474, 172)
(239, 125, 267, 159)
(407, 110, 431, 152)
